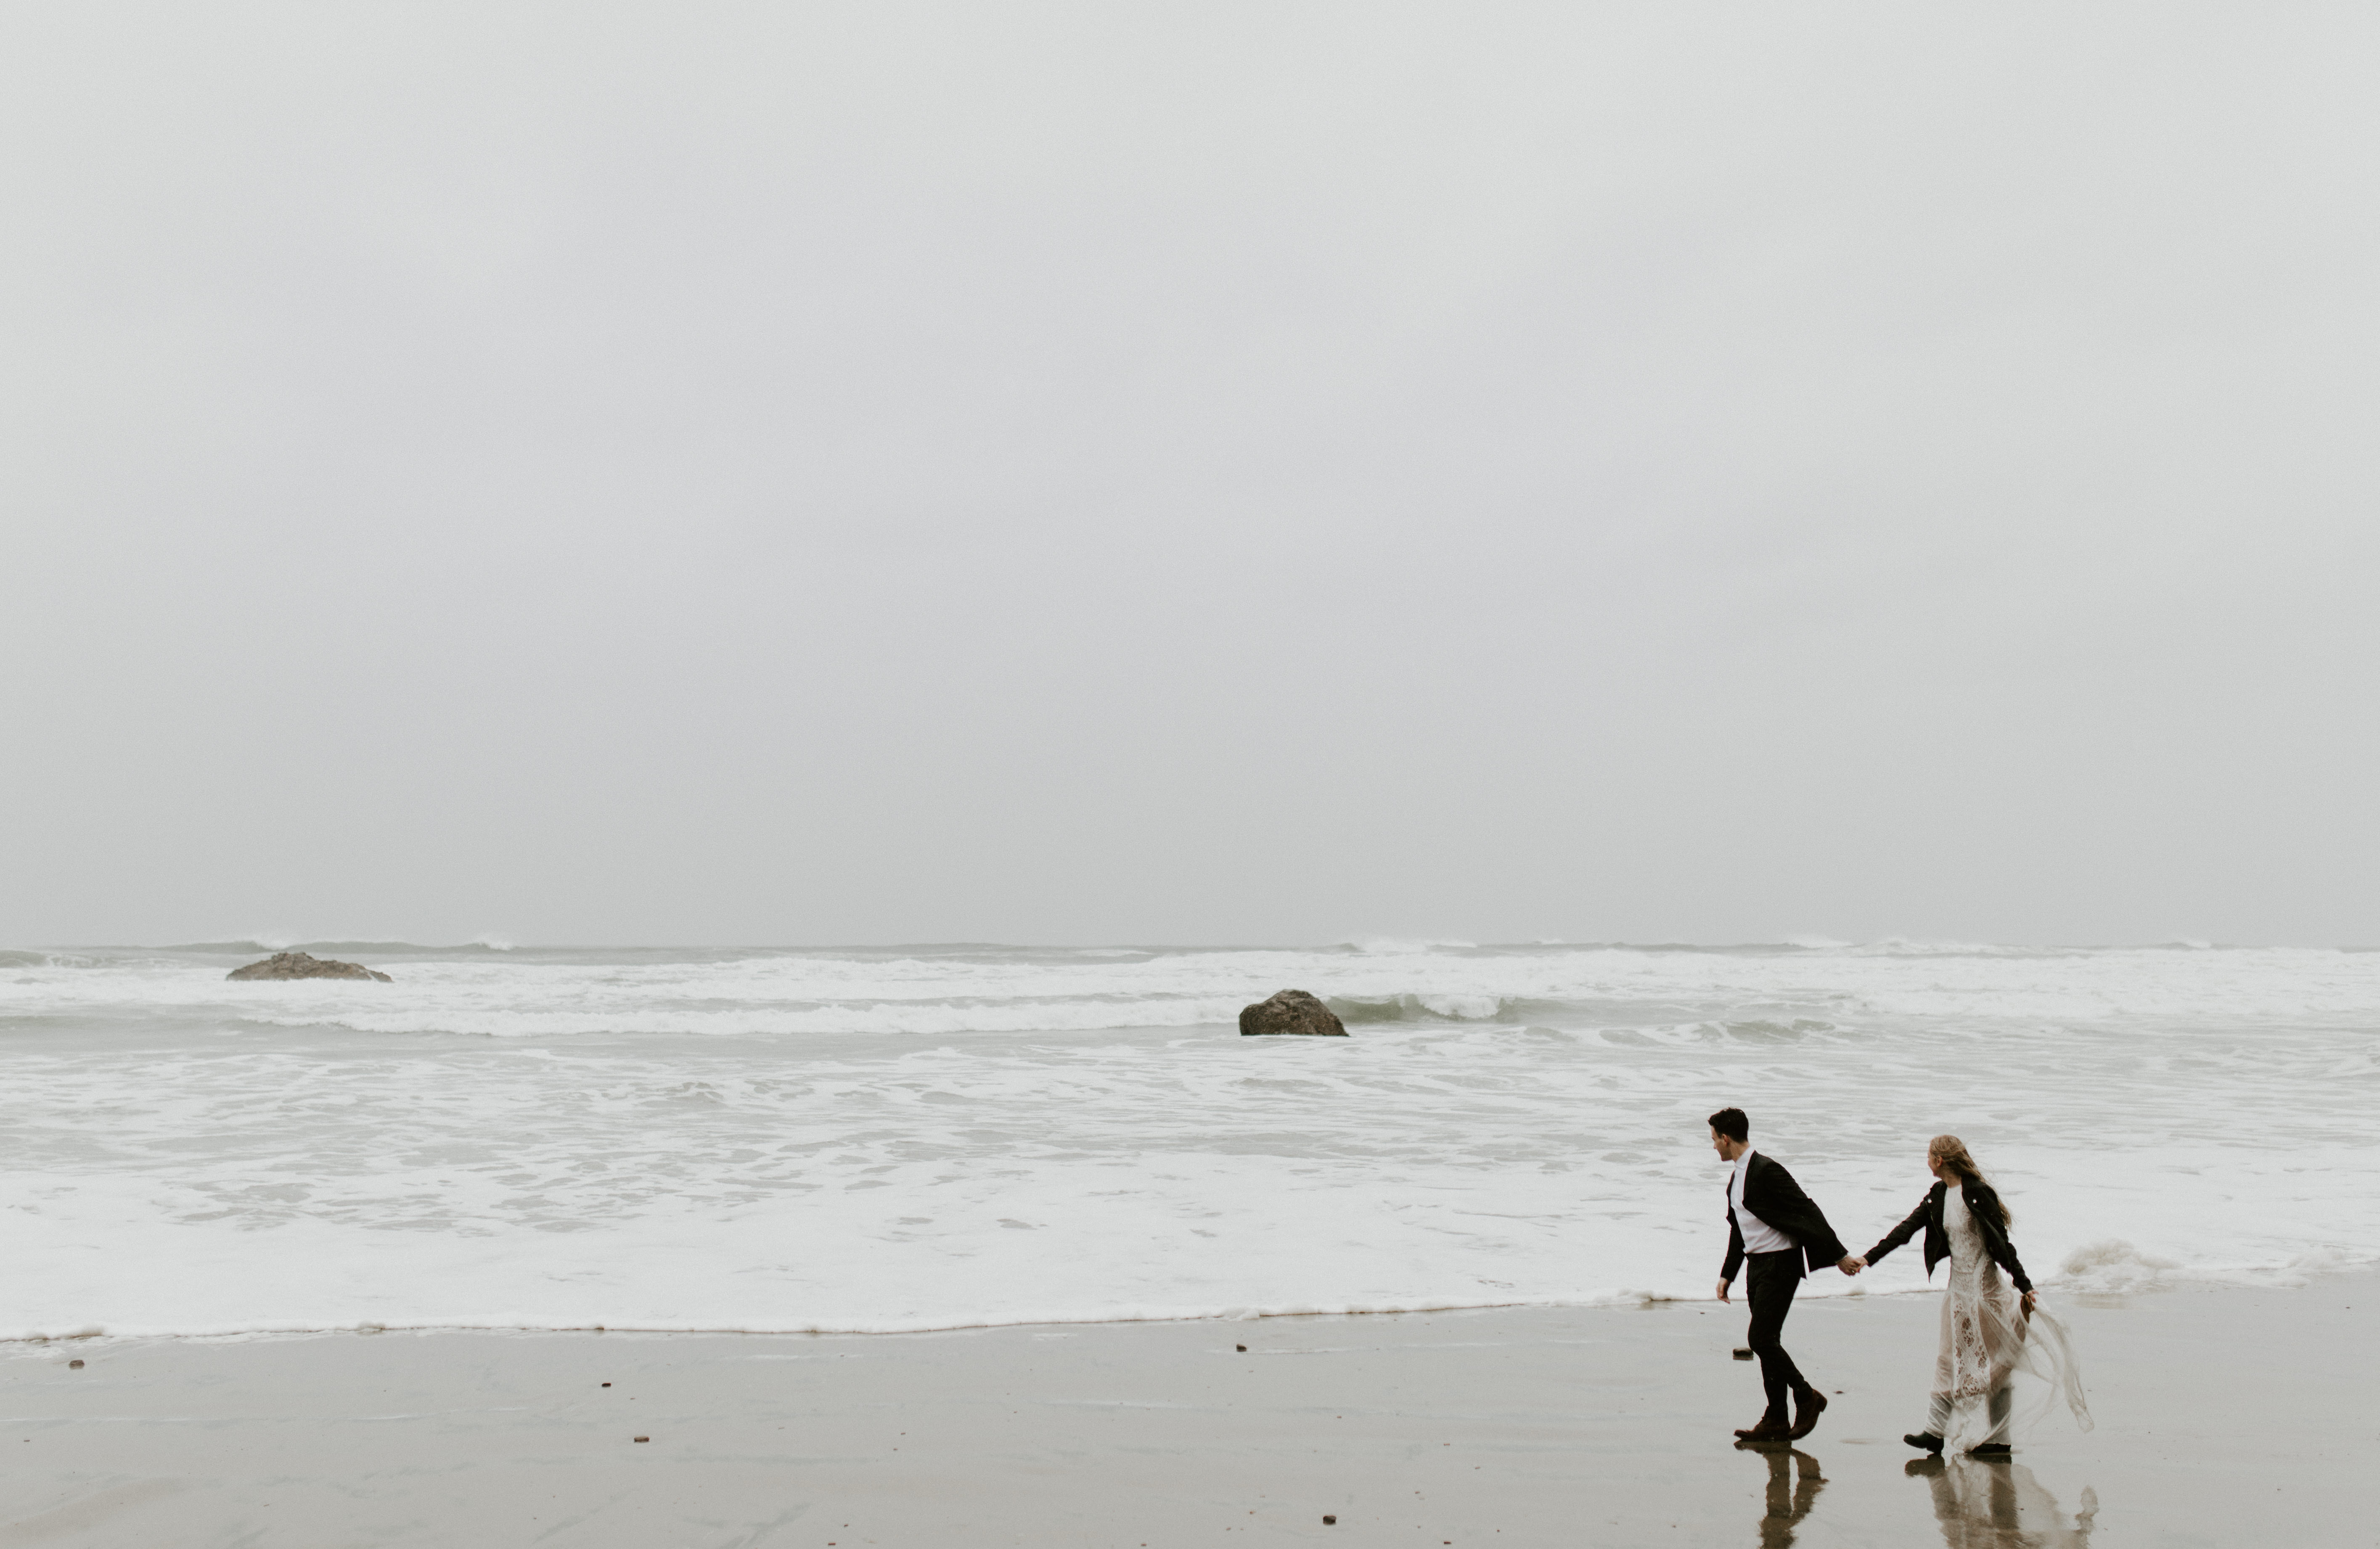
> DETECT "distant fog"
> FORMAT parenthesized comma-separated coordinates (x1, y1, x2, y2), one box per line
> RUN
(4, 5, 2375, 947)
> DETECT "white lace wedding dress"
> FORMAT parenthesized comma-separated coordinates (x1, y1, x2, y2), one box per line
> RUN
(1931, 1186, 2093, 1451)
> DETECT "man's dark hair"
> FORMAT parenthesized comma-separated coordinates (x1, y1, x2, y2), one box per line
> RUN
(1708, 1107, 1749, 1141)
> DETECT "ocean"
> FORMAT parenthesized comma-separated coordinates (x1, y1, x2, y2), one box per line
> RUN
(3, 940, 2372, 1342)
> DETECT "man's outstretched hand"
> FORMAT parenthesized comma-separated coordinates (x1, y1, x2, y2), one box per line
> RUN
(1837, 1255, 1866, 1275)
(1715, 1279, 1731, 1303)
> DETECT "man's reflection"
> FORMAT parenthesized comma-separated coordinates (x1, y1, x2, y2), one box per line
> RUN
(1735, 1441, 1824, 1548)
(1906, 1455, 2098, 1546)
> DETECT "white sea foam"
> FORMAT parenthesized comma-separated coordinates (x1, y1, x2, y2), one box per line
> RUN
(1, 941, 2374, 1342)
(2057, 1239, 2182, 1292)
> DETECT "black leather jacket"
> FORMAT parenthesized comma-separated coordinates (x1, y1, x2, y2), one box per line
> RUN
(1862, 1180, 2033, 1294)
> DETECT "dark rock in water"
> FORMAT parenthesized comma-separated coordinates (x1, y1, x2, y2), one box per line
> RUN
(1239, 988, 1348, 1037)
(227, 951, 393, 983)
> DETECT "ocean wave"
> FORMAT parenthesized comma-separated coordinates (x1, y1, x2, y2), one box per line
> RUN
(12, 940, 2380, 1031)
(1713, 1018, 1837, 1041)
(2056, 1239, 2183, 1292)
(243, 996, 1260, 1038)
(159, 939, 534, 957)
(2053, 1238, 2375, 1294)
(0, 950, 97, 970)
(1327, 993, 1521, 1024)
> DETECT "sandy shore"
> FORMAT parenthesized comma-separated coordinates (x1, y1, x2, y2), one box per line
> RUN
(3, 1276, 2367, 1547)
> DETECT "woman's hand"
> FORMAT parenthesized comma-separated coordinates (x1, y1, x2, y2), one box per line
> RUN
(1716, 1279, 1731, 1304)
(2021, 1290, 2038, 1316)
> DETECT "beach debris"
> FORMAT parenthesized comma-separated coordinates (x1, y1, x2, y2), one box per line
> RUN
(633, 1435, 649, 1443)
(1323, 1515, 1337, 1525)
(1236, 1344, 1247, 1352)
(602, 1382, 612, 1387)
(1238, 989, 1348, 1037)
(67, 1359, 84, 1369)
(1732, 1348, 1753, 1359)
(227, 951, 392, 983)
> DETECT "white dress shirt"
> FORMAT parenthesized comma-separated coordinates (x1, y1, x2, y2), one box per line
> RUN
(1730, 1147, 1794, 1255)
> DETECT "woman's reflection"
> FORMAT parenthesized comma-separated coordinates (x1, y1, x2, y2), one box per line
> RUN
(1906, 1455, 2098, 1546)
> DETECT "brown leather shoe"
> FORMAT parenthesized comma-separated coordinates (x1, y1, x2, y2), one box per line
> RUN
(1787, 1387, 1828, 1438)
(1734, 1415, 1791, 1440)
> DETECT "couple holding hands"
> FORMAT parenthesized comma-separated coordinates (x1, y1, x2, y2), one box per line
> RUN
(1708, 1106, 2091, 1456)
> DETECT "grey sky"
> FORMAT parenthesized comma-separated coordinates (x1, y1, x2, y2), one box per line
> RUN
(5, 5, 2375, 947)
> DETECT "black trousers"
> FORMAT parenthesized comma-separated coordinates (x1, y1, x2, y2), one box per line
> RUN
(1744, 1250, 1809, 1419)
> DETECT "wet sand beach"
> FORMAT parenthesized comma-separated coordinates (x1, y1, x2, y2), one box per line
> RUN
(4, 1276, 2367, 1547)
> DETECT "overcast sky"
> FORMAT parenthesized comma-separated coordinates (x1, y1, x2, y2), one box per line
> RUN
(4, 5, 2375, 947)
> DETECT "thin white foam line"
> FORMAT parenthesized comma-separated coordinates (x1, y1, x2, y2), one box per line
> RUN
(0, 1284, 1973, 1350)
(0, 1407, 535, 1424)
(0, 1302, 1582, 1348)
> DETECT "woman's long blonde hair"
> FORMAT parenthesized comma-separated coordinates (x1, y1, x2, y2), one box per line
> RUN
(1929, 1134, 2012, 1230)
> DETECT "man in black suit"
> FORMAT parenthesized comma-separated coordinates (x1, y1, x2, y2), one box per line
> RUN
(1710, 1106, 1861, 1441)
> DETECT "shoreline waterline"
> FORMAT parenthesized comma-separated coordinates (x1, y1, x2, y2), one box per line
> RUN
(1, 1258, 2343, 1352)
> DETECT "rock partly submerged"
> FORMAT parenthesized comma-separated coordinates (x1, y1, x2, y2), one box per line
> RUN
(1238, 988, 1348, 1037)
(227, 951, 393, 983)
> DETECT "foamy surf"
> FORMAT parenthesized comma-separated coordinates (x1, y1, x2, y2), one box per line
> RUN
(2, 940, 2374, 1343)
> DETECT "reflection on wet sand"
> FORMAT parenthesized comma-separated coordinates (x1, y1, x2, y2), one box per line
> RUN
(1735, 1442, 1824, 1547)
(1907, 1455, 2099, 1546)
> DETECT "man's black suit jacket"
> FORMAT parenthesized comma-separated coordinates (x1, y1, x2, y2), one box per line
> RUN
(1721, 1150, 1850, 1284)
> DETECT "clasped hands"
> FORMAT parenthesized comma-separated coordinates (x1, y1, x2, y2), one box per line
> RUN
(1717, 1255, 1866, 1301)
(1715, 1260, 2041, 1313)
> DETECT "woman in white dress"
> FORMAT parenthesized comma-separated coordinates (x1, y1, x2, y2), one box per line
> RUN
(1851, 1136, 2091, 1457)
